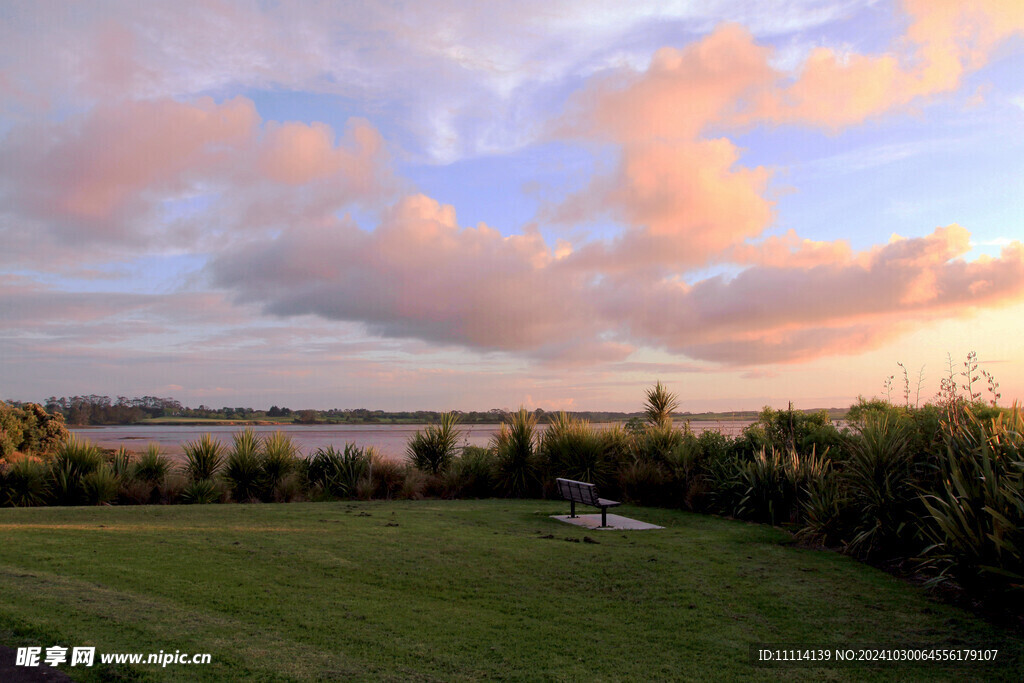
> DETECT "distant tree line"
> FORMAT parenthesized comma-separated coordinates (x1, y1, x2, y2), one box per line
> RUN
(42, 396, 184, 425)
(12, 395, 845, 426)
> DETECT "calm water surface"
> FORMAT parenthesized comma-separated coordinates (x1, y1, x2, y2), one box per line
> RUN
(71, 421, 754, 462)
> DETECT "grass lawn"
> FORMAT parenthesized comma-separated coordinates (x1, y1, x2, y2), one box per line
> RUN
(0, 500, 1020, 681)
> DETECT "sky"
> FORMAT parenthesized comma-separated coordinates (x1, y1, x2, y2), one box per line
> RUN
(1, 0, 1023, 413)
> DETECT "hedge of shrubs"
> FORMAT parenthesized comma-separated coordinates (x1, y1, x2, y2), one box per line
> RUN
(1, 388, 1021, 602)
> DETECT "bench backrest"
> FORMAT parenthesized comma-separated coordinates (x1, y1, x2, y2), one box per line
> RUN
(555, 478, 600, 506)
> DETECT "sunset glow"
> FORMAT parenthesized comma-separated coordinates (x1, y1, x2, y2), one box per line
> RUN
(2, 1, 1023, 411)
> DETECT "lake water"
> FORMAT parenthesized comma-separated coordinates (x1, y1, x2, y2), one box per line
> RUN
(71, 421, 754, 462)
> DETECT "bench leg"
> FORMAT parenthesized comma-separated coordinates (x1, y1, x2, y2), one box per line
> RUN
(601, 506, 607, 528)
(570, 500, 576, 518)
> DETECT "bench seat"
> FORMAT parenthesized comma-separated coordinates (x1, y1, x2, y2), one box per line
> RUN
(555, 477, 621, 527)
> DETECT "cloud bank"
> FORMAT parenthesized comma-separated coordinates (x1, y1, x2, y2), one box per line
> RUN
(2, 0, 1024, 407)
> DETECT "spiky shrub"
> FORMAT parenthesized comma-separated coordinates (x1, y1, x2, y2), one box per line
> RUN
(224, 428, 263, 502)
(407, 412, 461, 475)
(2, 457, 50, 507)
(130, 444, 172, 503)
(82, 464, 119, 505)
(180, 478, 220, 505)
(260, 431, 299, 501)
(307, 444, 369, 499)
(492, 408, 540, 498)
(134, 444, 172, 483)
(797, 469, 852, 548)
(442, 446, 496, 498)
(50, 437, 105, 505)
(735, 447, 829, 525)
(843, 415, 924, 559)
(920, 408, 1024, 592)
(182, 434, 225, 482)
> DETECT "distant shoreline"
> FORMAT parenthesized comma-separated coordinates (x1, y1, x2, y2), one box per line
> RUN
(64, 408, 847, 428)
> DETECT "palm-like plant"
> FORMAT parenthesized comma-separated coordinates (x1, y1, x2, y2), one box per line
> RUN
(182, 434, 225, 481)
(134, 444, 172, 485)
(407, 412, 461, 475)
(644, 381, 678, 428)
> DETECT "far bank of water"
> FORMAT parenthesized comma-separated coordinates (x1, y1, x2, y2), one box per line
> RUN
(71, 421, 755, 462)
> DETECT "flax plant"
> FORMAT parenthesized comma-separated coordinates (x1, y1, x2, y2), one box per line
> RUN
(225, 428, 263, 502)
(260, 431, 299, 501)
(407, 412, 461, 475)
(920, 407, 1024, 591)
(492, 407, 539, 497)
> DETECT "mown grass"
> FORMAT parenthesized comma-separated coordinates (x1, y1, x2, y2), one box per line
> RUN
(0, 500, 1021, 681)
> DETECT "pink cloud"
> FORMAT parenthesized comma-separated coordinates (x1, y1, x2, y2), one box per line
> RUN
(0, 96, 392, 259)
(599, 227, 1024, 364)
(729, 230, 858, 269)
(213, 194, 606, 359)
(549, 2, 1024, 273)
(751, 1, 1024, 128)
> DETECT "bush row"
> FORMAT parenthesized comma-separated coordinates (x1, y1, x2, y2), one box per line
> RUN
(1, 387, 1021, 602)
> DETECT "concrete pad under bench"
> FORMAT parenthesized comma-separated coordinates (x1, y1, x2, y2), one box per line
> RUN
(551, 513, 664, 530)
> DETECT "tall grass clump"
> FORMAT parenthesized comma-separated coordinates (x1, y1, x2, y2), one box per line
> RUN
(81, 465, 119, 505)
(492, 408, 540, 498)
(798, 469, 851, 548)
(50, 437, 105, 505)
(920, 407, 1024, 594)
(182, 434, 225, 482)
(360, 450, 406, 500)
(224, 428, 263, 502)
(540, 412, 617, 495)
(407, 412, 461, 475)
(735, 447, 829, 526)
(180, 478, 220, 505)
(1, 456, 50, 507)
(129, 444, 173, 503)
(307, 444, 369, 499)
(260, 431, 300, 501)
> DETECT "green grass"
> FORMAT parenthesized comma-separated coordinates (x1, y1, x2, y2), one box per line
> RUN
(0, 500, 1020, 681)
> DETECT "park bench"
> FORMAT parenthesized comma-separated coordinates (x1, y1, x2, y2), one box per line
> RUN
(555, 478, 621, 528)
